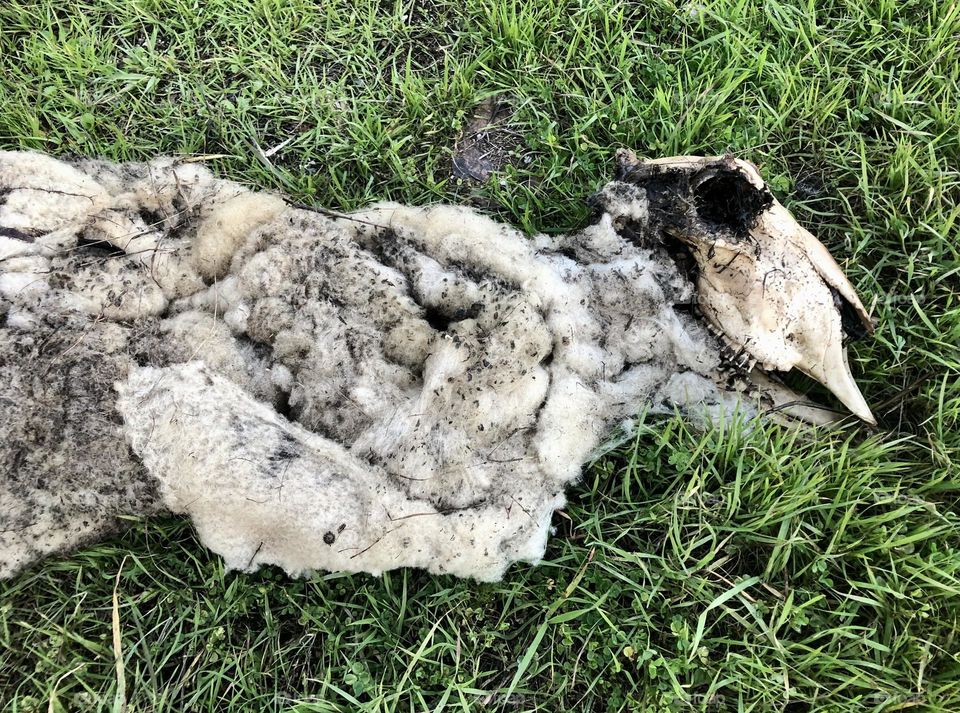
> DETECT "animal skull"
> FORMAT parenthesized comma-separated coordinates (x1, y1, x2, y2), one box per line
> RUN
(611, 152, 875, 425)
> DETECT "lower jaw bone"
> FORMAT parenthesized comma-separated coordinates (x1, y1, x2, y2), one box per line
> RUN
(0, 151, 873, 580)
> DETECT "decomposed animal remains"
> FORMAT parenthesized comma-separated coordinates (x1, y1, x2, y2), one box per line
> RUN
(0, 150, 873, 580)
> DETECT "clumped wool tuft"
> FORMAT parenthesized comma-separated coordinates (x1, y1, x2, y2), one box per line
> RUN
(0, 151, 743, 580)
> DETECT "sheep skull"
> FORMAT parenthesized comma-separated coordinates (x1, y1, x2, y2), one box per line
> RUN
(615, 152, 875, 425)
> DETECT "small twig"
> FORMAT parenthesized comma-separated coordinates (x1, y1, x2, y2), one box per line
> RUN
(284, 199, 393, 230)
(5, 186, 97, 202)
(348, 527, 400, 559)
(246, 541, 264, 569)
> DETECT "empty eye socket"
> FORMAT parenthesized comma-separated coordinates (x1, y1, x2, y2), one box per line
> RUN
(693, 169, 772, 235)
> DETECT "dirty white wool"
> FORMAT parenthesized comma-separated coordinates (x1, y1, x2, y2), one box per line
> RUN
(0, 151, 740, 581)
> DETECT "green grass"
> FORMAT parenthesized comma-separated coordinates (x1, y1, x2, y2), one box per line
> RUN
(1, 0, 959, 710)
